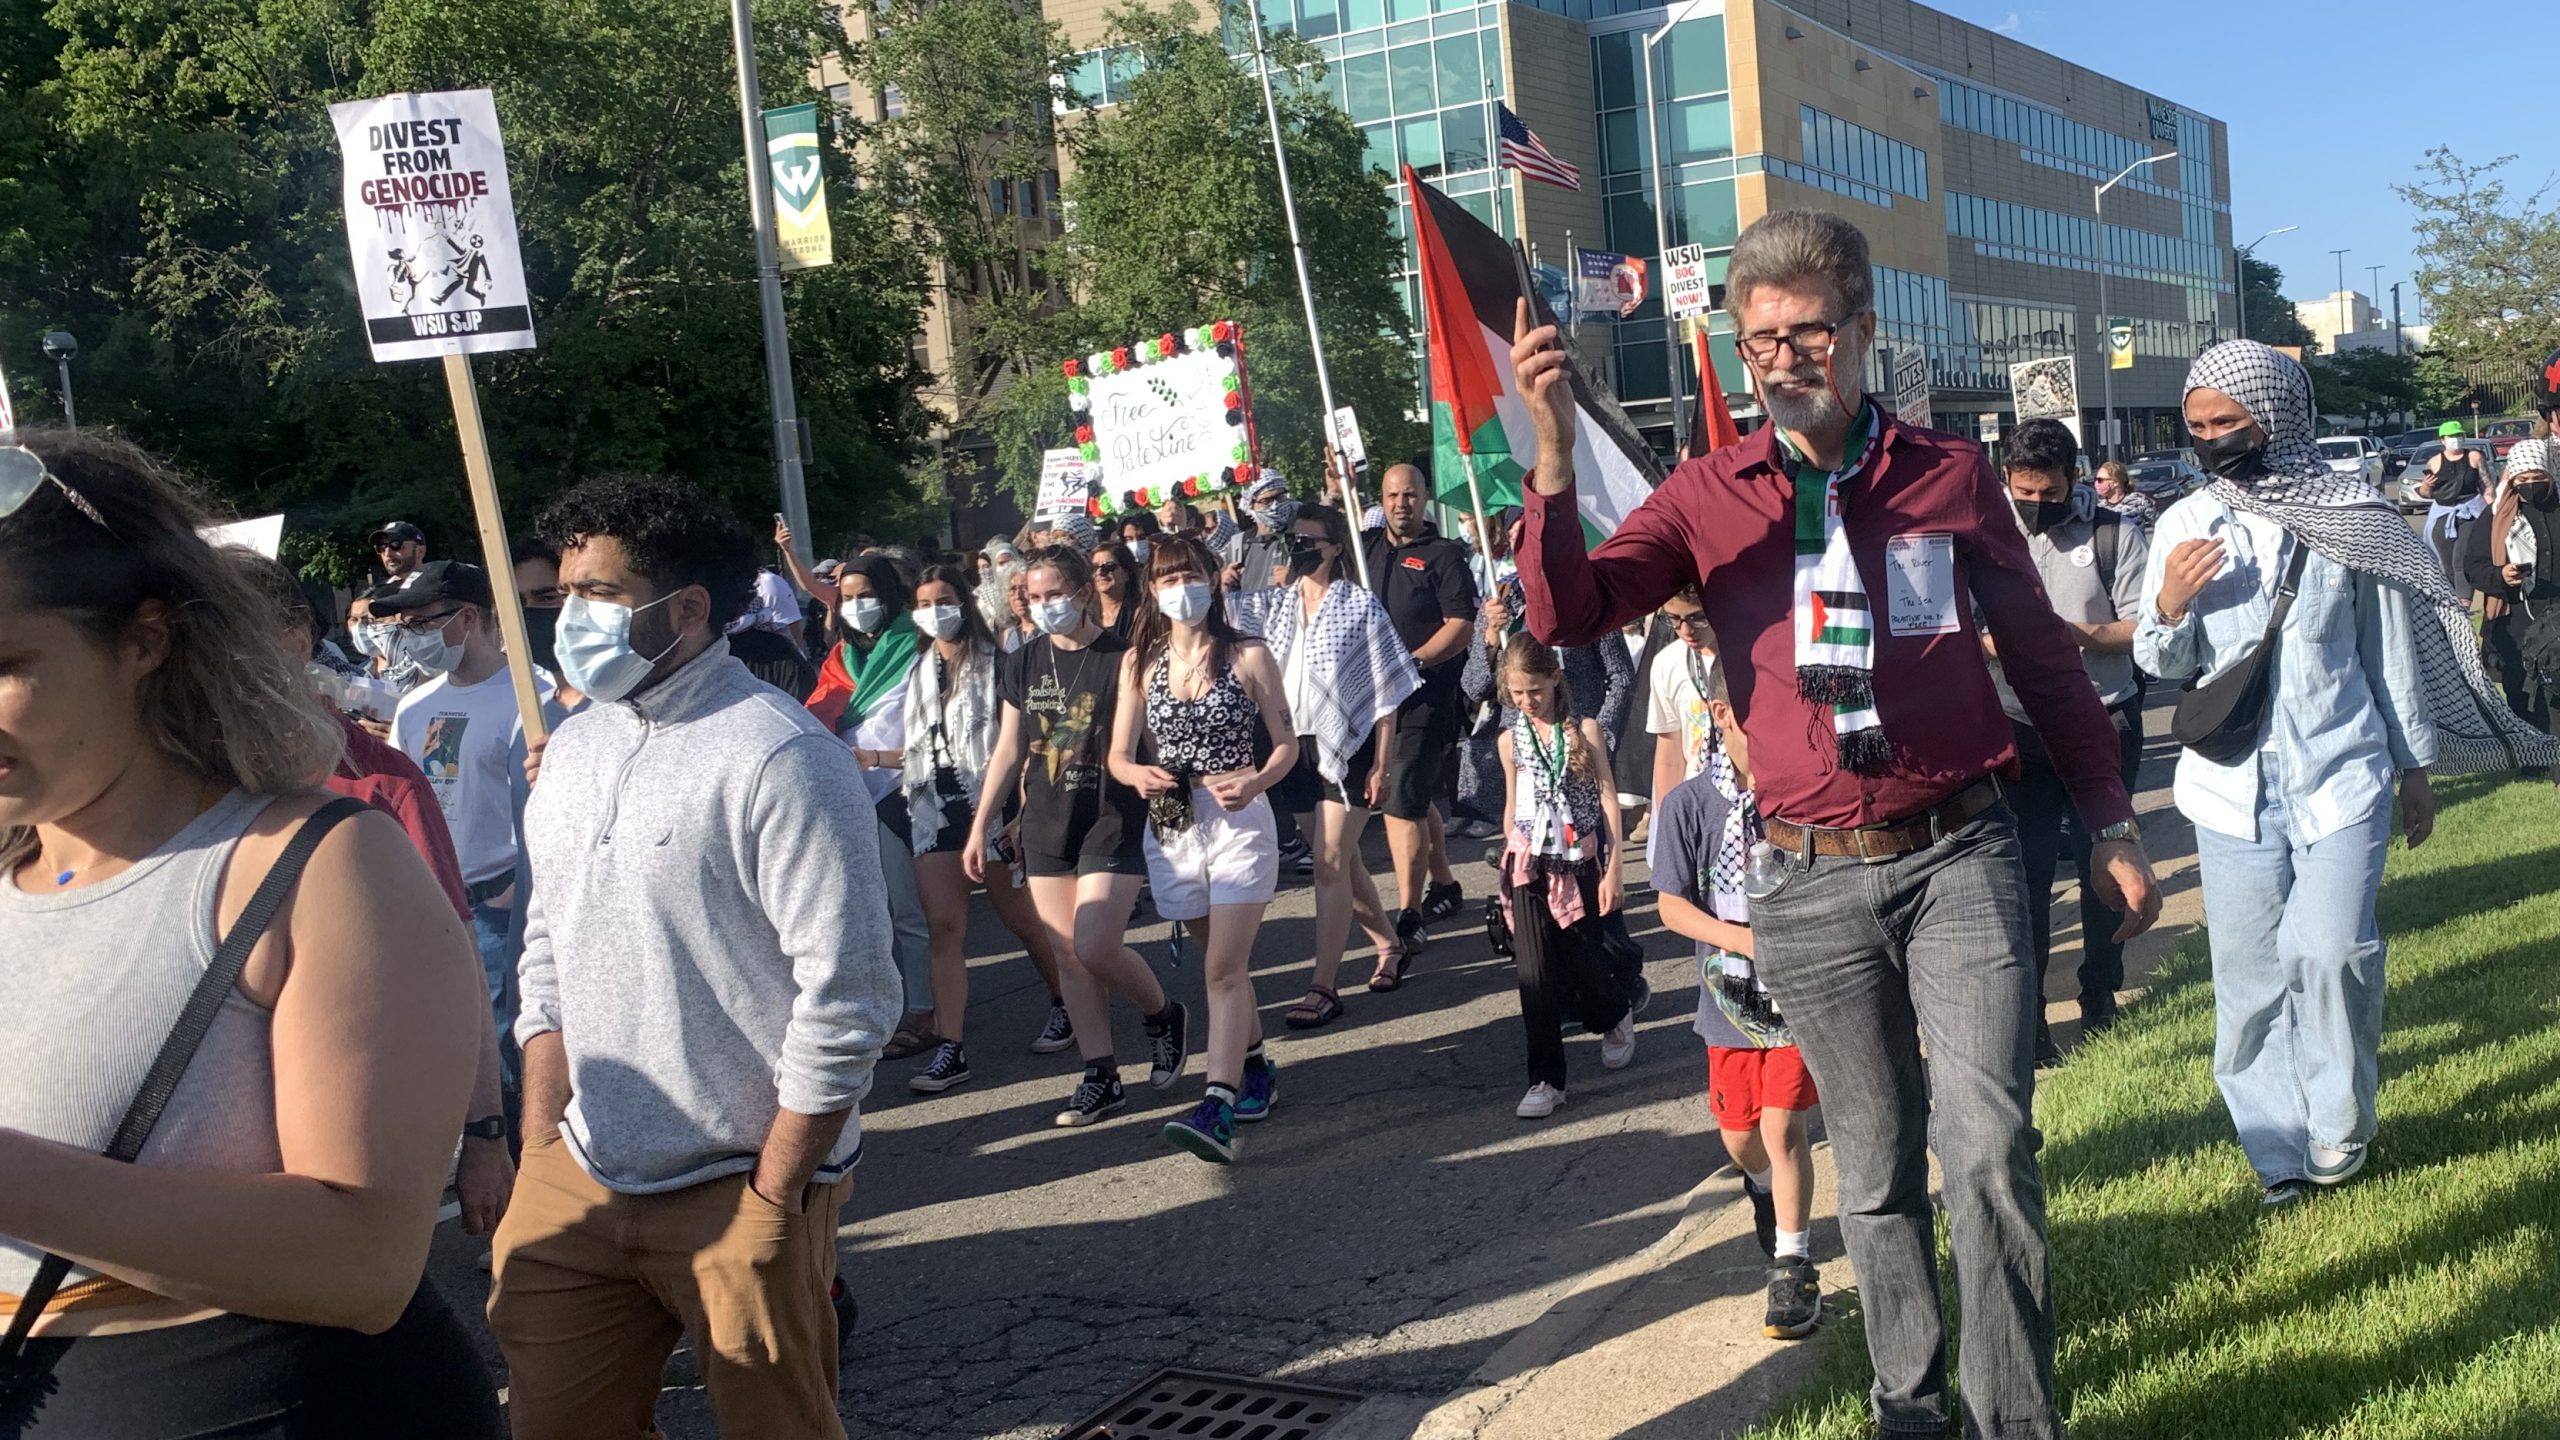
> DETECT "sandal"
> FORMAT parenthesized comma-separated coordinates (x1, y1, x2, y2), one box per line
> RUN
(1368, 943, 1413, 993)
(1284, 985, 1344, 1029)
(882, 1025, 940, 1061)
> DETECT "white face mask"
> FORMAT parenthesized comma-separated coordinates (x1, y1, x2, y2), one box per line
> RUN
(1129, 539, 1152, 564)
(398, 614, 466, 676)
(920, 603, 965, 641)
(348, 623, 387, 661)
(849, 597, 886, 635)
(1156, 581, 1212, 625)
(1031, 597, 1084, 636)
(554, 592, 682, 702)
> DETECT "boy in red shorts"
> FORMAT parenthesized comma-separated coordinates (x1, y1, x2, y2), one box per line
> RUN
(1648, 660, 1821, 1338)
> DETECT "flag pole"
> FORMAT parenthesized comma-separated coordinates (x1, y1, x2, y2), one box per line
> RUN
(1242, 0, 1369, 587)
(728, 0, 814, 579)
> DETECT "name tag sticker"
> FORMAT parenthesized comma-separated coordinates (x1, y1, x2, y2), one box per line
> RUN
(2067, 543, 2095, 569)
(1882, 532, 1960, 636)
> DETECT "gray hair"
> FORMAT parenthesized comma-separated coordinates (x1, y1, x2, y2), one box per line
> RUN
(1724, 209, 1873, 318)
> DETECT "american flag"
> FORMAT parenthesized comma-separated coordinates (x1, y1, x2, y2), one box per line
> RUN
(1495, 102, 1581, 191)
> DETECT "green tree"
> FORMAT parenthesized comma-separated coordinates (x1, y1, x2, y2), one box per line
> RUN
(2396, 146, 2560, 397)
(6, 0, 931, 571)
(991, 1, 1420, 506)
(2305, 347, 2418, 430)
(845, 0, 1071, 501)
(2241, 254, 2316, 352)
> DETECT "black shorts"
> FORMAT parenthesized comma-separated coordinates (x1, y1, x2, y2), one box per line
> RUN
(27, 1282, 501, 1439)
(920, 795, 977, 857)
(1380, 698, 1459, 821)
(1024, 842, 1148, 878)
(1276, 732, 1380, 812)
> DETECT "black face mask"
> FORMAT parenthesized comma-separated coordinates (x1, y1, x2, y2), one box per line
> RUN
(2521, 479, 2557, 512)
(2011, 496, 2073, 537)
(1287, 538, 1327, 578)
(2192, 428, 2267, 481)
(520, 605, 561, 675)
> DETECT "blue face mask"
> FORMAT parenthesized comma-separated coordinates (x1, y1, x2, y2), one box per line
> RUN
(555, 592, 681, 702)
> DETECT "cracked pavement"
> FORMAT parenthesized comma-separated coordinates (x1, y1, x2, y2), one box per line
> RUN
(432, 824, 1726, 1438)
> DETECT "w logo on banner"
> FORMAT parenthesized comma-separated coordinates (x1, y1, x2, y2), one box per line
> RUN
(761, 102, 834, 272)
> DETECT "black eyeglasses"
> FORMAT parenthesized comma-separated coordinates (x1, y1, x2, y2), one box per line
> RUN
(1664, 611, 1713, 633)
(0, 446, 110, 532)
(1094, 563, 1123, 578)
(393, 606, 465, 634)
(1735, 313, 1864, 365)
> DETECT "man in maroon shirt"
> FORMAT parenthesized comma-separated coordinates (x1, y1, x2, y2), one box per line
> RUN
(1512, 210, 2160, 1440)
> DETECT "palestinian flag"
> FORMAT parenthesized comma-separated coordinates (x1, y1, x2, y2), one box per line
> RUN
(1408, 167, 1659, 546)
(1687, 324, 1744, 459)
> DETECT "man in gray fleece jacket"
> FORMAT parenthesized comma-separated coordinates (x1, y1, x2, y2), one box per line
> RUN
(488, 475, 899, 1440)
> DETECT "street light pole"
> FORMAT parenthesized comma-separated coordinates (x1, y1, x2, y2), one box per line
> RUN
(1242, 0, 1368, 586)
(41, 331, 76, 431)
(1641, 0, 1718, 449)
(729, 0, 813, 573)
(2231, 224, 2298, 343)
(2364, 264, 2383, 336)
(2094, 151, 2175, 462)
(2328, 247, 2350, 343)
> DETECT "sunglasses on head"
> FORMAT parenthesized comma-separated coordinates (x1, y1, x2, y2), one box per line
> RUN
(0, 445, 111, 533)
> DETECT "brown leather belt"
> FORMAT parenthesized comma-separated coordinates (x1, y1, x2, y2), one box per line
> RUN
(1762, 776, 2003, 864)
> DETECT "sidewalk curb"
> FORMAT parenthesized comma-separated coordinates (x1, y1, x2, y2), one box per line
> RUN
(1409, 1167, 1750, 1440)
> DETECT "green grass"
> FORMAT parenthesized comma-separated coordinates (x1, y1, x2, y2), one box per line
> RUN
(1747, 773, 2560, 1440)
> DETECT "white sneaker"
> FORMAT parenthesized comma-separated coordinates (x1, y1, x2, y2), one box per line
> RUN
(1600, 1014, 1638, 1070)
(1515, 1081, 1565, 1118)
(2306, 1142, 2367, 1186)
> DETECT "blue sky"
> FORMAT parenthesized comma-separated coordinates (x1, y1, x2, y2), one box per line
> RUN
(1932, 0, 2552, 321)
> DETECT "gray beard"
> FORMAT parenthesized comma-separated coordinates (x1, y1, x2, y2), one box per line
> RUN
(1759, 341, 1864, 434)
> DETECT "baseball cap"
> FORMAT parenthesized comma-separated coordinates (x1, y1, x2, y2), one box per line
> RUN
(368, 559, 494, 615)
(2437, 421, 2465, 438)
(368, 520, 427, 548)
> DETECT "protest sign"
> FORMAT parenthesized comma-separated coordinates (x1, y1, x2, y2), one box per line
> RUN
(201, 513, 287, 558)
(1890, 346, 1931, 429)
(1036, 448, 1093, 516)
(2009, 354, 2083, 448)
(1063, 322, 1256, 517)
(1574, 249, 1649, 319)
(1332, 406, 1368, 472)
(332, 87, 546, 744)
(1662, 243, 1713, 318)
(330, 89, 535, 363)
(764, 103, 833, 272)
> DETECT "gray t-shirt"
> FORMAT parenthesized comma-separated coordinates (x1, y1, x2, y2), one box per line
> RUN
(1991, 497, 2149, 719)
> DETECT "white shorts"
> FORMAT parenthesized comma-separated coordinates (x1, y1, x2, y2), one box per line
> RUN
(1142, 790, 1279, 920)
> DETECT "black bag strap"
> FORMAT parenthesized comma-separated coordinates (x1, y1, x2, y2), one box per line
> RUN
(0, 797, 366, 1364)
(2091, 507, 2123, 597)
(2258, 538, 2312, 648)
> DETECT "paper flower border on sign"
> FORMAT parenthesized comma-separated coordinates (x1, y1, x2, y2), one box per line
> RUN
(1060, 320, 1255, 519)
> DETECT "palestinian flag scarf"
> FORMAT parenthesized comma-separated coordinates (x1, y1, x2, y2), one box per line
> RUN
(1780, 401, 1888, 773)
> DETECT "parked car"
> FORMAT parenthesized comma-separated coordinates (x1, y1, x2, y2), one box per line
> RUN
(2382, 429, 2444, 482)
(2390, 438, 2504, 514)
(2122, 455, 2203, 505)
(2480, 417, 2538, 462)
(2317, 434, 2388, 491)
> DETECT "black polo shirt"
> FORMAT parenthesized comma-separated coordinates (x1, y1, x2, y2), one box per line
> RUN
(1363, 523, 1479, 715)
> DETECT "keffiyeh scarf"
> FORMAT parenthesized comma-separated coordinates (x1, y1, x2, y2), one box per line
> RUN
(1228, 580, 1420, 784)
(1703, 743, 1788, 1041)
(902, 640, 999, 852)
(1780, 400, 1887, 772)
(2184, 341, 2559, 773)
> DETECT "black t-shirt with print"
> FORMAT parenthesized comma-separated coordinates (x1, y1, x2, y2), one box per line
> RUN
(998, 632, 1147, 860)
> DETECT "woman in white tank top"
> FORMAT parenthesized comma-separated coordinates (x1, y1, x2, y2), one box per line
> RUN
(0, 431, 495, 1436)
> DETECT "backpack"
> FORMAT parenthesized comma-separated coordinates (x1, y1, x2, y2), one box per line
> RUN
(2090, 506, 2124, 597)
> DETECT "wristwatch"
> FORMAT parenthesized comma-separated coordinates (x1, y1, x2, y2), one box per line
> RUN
(461, 1115, 509, 1141)
(2093, 818, 2142, 846)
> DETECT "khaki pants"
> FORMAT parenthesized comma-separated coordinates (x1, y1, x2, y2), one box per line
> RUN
(489, 1133, 854, 1440)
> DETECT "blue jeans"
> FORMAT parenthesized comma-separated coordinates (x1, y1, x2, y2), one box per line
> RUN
(1749, 804, 2055, 1439)
(2192, 788, 2391, 1185)
(471, 897, 518, 1044)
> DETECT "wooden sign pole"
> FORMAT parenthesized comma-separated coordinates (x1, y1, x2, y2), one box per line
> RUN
(442, 352, 550, 746)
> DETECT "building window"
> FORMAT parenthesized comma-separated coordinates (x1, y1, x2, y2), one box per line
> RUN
(1796, 106, 1925, 201)
(881, 84, 905, 118)
(989, 177, 1011, 215)
(825, 82, 853, 135)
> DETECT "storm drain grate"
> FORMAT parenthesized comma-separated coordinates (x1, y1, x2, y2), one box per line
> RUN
(1055, 1367, 1365, 1440)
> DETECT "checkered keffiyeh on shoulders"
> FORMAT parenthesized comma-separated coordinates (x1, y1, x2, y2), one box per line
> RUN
(2184, 341, 2558, 773)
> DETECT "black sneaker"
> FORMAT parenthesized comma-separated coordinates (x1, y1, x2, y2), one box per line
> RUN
(1277, 836, 1312, 874)
(1030, 1002, 1074, 1055)
(1762, 1260, 1821, 1339)
(1420, 880, 1464, 923)
(1394, 907, 1428, 960)
(2034, 1021, 2063, 1069)
(908, 1041, 971, 1094)
(1054, 1070, 1127, 1127)
(1745, 1176, 1777, 1259)
(2261, 1178, 2311, 1208)
(1146, 1001, 1191, 1091)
